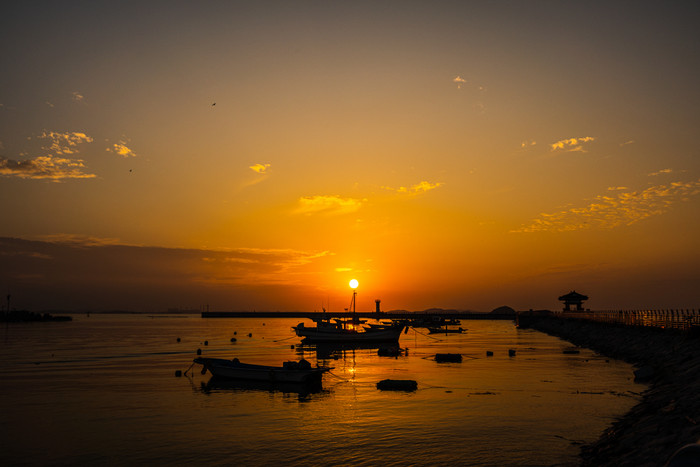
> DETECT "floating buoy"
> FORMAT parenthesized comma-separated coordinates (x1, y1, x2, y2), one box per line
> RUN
(435, 353, 462, 363)
(508, 349, 516, 357)
(196, 348, 202, 355)
(377, 379, 418, 391)
(486, 351, 494, 357)
(175, 370, 182, 377)
(230, 337, 237, 343)
(290, 344, 295, 349)
(204, 340, 208, 346)
(176, 338, 181, 343)
(234, 331, 237, 335)
(248, 333, 252, 337)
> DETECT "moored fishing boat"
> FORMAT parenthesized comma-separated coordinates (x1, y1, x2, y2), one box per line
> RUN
(193, 357, 330, 383)
(294, 318, 406, 343)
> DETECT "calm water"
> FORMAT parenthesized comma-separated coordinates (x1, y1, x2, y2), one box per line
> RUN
(0, 315, 642, 466)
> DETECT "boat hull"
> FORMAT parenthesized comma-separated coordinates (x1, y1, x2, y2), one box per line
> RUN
(294, 323, 406, 343)
(194, 358, 329, 383)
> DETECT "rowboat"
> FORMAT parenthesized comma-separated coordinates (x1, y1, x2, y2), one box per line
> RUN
(193, 357, 330, 384)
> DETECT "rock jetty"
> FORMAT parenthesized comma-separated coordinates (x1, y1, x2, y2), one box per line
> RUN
(524, 315, 700, 466)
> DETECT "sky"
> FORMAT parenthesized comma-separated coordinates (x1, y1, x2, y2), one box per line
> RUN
(1, 1, 699, 312)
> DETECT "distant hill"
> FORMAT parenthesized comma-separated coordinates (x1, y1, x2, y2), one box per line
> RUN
(490, 306, 516, 315)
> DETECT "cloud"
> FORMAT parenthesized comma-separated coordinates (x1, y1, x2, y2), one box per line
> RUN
(453, 75, 466, 89)
(249, 163, 270, 174)
(649, 168, 672, 177)
(619, 140, 635, 146)
(607, 186, 628, 191)
(0, 155, 96, 180)
(521, 140, 537, 148)
(513, 179, 700, 233)
(0, 236, 334, 310)
(384, 180, 444, 195)
(106, 139, 137, 158)
(550, 136, 596, 152)
(294, 195, 365, 216)
(45, 101, 54, 108)
(39, 131, 93, 155)
(72, 91, 84, 102)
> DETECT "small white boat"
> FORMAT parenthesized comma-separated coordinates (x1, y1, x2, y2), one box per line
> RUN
(194, 357, 330, 384)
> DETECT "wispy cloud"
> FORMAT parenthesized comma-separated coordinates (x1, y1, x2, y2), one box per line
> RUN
(72, 91, 84, 103)
(521, 140, 537, 148)
(0, 155, 96, 180)
(294, 195, 365, 216)
(550, 136, 596, 152)
(607, 186, 628, 191)
(453, 75, 466, 89)
(384, 180, 444, 195)
(106, 138, 137, 158)
(513, 179, 700, 232)
(619, 140, 635, 146)
(40, 131, 93, 155)
(1, 131, 96, 180)
(249, 163, 270, 174)
(649, 168, 672, 177)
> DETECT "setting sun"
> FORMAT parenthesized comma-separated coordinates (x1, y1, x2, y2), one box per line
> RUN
(349, 279, 359, 290)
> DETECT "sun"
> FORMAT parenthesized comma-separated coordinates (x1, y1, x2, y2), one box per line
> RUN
(349, 279, 359, 289)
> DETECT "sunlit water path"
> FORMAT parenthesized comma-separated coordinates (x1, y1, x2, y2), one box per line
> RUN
(0, 315, 642, 466)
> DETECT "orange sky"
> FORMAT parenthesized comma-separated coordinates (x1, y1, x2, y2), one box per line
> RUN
(1, 2, 699, 312)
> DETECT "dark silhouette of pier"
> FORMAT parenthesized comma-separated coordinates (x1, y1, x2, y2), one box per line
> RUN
(202, 310, 516, 320)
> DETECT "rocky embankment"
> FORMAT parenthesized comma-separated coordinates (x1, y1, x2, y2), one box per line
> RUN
(526, 316, 700, 466)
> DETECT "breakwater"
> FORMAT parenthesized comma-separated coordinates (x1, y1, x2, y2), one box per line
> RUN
(522, 315, 700, 466)
(201, 310, 515, 320)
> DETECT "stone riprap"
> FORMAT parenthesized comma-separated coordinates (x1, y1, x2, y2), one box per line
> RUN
(525, 316, 700, 467)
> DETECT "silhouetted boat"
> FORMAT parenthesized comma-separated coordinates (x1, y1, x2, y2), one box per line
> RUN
(294, 288, 406, 343)
(194, 357, 330, 383)
(294, 318, 406, 343)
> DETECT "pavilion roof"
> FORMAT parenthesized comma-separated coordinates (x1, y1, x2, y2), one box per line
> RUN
(558, 290, 589, 301)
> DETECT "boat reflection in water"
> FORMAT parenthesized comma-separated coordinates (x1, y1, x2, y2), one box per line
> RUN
(199, 376, 325, 399)
(296, 340, 408, 360)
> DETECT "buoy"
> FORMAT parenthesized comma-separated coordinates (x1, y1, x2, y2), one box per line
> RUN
(377, 379, 418, 391)
(248, 333, 252, 337)
(176, 338, 181, 343)
(234, 331, 237, 335)
(175, 370, 182, 377)
(435, 353, 462, 363)
(230, 337, 237, 343)
(196, 348, 202, 355)
(204, 340, 208, 346)
(486, 351, 494, 357)
(508, 349, 516, 357)
(290, 345, 295, 349)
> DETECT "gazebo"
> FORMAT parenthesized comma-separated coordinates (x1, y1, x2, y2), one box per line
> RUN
(558, 290, 588, 311)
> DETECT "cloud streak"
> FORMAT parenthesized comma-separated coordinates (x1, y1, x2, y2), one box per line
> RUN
(513, 179, 700, 232)
(294, 195, 365, 216)
(40, 131, 93, 155)
(0, 155, 96, 180)
(107, 140, 137, 158)
(550, 136, 595, 152)
(384, 180, 444, 195)
(249, 163, 271, 174)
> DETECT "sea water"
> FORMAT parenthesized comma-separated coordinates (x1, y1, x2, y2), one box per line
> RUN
(0, 315, 642, 466)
